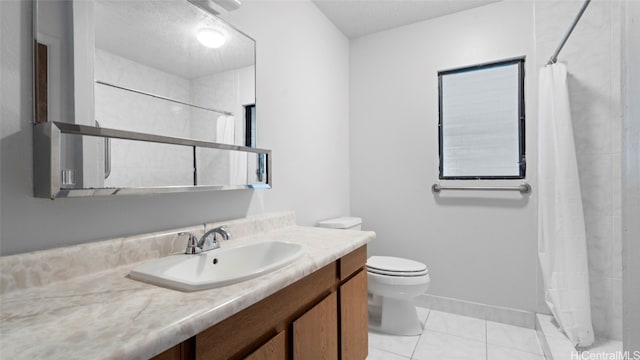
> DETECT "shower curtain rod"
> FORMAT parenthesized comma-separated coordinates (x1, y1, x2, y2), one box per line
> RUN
(547, 0, 591, 65)
(95, 80, 234, 116)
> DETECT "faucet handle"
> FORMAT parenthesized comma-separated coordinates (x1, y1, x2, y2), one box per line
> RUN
(178, 232, 201, 254)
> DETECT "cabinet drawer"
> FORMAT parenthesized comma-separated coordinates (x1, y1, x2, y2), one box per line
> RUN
(340, 245, 367, 281)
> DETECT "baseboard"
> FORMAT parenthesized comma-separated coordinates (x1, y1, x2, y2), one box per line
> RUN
(415, 294, 536, 329)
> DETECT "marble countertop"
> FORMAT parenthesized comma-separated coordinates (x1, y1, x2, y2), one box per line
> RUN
(0, 220, 374, 359)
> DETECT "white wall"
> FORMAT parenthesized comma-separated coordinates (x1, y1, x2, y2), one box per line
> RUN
(350, 1, 539, 312)
(225, 1, 351, 227)
(0, 0, 349, 255)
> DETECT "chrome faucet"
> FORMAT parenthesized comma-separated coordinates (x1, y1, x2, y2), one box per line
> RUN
(200, 225, 231, 251)
(179, 225, 231, 254)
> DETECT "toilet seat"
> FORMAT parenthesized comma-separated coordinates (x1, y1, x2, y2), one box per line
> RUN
(366, 256, 429, 277)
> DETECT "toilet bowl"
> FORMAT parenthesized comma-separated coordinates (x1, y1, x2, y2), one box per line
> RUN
(316, 217, 430, 336)
(367, 256, 430, 335)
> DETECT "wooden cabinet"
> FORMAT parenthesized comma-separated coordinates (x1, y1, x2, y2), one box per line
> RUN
(194, 263, 336, 360)
(293, 292, 338, 360)
(153, 339, 194, 360)
(153, 345, 183, 360)
(339, 270, 368, 359)
(338, 245, 368, 360)
(152, 245, 367, 360)
(245, 331, 286, 360)
(339, 246, 367, 281)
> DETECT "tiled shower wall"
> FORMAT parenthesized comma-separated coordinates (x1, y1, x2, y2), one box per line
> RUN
(95, 49, 194, 187)
(535, 0, 622, 340)
(95, 50, 254, 187)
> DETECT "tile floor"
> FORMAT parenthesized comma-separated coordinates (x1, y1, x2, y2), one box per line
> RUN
(578, 338, 623, 358)
(367, 309, 545, 360)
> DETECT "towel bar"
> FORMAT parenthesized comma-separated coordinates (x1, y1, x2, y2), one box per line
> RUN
(431, 183, 531, 194)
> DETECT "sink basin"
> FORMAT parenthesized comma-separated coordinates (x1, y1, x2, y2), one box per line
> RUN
(129, 240, 304, 291)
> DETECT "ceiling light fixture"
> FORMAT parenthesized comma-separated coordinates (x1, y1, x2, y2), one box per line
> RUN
(197, 28, 226, 48)
(188, 0, 241, 16)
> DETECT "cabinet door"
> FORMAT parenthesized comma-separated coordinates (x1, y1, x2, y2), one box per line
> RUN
(152, 339, 194, 360)
(152, 345, 182, 360)
(245, 331, 286, 360)
(293, 291, 338, 360)
(195, 264, 337, 360)
(340, 270, 368, 360)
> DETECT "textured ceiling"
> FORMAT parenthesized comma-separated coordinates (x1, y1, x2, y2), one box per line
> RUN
(312, 0, 501, 39)
(94, 0, 500, 78)
(95, 0, 254, 80)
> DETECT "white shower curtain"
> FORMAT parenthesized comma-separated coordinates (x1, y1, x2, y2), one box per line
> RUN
(216, 115, 235, 145)
(216, 115, 247, 184)
(538, 63, 594, 347)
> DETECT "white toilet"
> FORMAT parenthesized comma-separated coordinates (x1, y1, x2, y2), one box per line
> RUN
(317, 217, 430, 336)
(366, 256, 430, 335)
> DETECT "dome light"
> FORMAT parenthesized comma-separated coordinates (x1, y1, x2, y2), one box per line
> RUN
(197, 28, 226, 48)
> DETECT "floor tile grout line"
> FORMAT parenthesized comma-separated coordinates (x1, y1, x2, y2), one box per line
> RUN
(485, 323, 547, 356)
(367, 336, 420, 359)
(370, 346, 413, 360)
(489, 343, 546, 356)
(485, 319, 489, 360)
(368, 309, 545, 360)
(410, 310, 431, 360)
(419, 327, 486, 343)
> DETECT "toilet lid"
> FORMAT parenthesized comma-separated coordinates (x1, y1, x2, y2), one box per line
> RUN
(366, 256, 428, 277)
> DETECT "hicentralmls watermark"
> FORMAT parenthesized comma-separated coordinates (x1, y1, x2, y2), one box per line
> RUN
(571, 350, 640, 360)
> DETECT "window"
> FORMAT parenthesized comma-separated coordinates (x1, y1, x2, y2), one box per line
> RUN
(244, 104, 256, 147)
(438, 58, 525, 179)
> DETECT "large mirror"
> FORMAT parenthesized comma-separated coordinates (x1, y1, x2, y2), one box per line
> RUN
(33, 0, 268, 197)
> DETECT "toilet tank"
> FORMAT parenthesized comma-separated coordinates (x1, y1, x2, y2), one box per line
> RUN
(317, 217, 362, 231)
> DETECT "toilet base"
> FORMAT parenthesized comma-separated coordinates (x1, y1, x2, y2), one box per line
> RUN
(368, 296, 423, 335)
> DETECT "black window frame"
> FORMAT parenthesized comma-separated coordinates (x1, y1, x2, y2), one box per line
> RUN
(437, 57, 526, 180)
(244, 104, 256, 148)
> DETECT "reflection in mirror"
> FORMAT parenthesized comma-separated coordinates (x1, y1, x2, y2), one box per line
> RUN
(103, 138, 194, 188)
(33, 0, 266, 196)
(196, 148, 266, 186)
(94, 0, 256, 145)
(50, 131, 269, 194)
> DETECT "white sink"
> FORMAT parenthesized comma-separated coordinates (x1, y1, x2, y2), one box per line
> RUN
(129, 240, 304, 291)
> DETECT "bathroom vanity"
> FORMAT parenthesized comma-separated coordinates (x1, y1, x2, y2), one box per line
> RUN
(0, 212, 374, 359)
(155, 245, 368, 360)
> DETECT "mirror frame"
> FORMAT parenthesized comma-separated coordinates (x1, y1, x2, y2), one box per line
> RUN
(33, 122, 271, 199)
